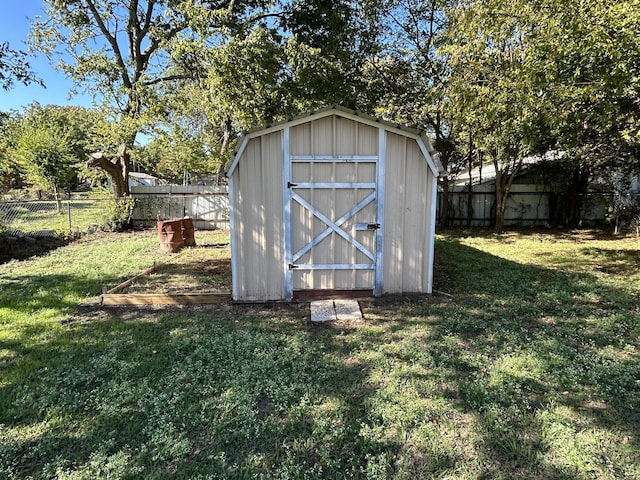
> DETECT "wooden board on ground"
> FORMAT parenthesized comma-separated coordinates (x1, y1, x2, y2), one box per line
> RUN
(101, 291, 230, 305)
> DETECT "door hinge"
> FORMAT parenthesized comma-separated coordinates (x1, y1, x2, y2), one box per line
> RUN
(367, 223, 381, 230)
(287, 182, 298, 188)
(288, 263, 298, 270)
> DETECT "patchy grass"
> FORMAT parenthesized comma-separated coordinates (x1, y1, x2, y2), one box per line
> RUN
(0, 229, 638, 479)
(125, 230, 231, 294)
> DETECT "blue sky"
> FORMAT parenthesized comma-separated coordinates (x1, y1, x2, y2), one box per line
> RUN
(0, 0, 94, 112)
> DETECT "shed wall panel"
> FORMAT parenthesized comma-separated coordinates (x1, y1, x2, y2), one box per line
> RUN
(232, 132, 284, 300)
(383, 132, 433, 293)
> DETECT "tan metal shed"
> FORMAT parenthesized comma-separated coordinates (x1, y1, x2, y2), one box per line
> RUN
(226, 106, 444, 301)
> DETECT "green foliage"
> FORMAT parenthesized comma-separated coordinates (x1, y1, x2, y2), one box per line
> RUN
(19, 0, 638, 216)
(13, 104, 98, 199)
(28, 1, 224, 194)
(529, 0, 640, 155)
(0, 111, 22, 191)
(16, 124, 76, 195)
(440, 0, 543, 231)
(145, 0, 379, 177)
(205, 27, 288, 131)
(138, 138, 208, 184)
(101, 196, 136, 232)
(0, 42, 43, 90)
(443, 0, 539, 154)
(202, 11, 377, 134)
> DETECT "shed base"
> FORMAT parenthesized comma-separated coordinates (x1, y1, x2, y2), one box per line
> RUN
(293, 289, 373, 301)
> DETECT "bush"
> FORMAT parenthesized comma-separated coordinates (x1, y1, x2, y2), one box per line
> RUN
(102, 196, 137, 232)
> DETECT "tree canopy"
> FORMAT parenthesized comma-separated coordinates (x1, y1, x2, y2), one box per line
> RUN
(11, 0, 639, 230)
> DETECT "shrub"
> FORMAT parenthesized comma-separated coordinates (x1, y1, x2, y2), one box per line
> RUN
(102, 196, 136, 232)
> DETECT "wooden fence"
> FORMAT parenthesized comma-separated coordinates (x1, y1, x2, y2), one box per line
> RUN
(439, 190, 612, 227)
(130, 184, 616, 231)
(131, 185, 229, 230)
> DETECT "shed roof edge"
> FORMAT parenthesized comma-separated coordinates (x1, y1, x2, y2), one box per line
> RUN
(226, 105, 442, 177)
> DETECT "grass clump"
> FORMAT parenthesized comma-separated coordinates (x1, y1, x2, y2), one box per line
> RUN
(0, 228, 638, 479)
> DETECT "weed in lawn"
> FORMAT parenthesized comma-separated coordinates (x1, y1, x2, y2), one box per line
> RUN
(0, 229, 639, 479)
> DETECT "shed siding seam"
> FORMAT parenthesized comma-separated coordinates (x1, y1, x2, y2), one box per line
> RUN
(426, 171, 437, 293)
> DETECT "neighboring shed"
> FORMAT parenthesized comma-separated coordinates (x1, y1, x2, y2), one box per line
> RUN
(226, 106, 444, 301)
(128, 171, 159, 187)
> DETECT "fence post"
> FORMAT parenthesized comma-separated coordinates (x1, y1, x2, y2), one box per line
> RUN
(67, 195, 72, 233)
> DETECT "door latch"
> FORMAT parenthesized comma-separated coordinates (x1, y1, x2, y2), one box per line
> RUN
(367, 223, 381, 230)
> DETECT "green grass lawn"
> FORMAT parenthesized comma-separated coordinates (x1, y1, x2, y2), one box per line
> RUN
(0, 229, 638, 479)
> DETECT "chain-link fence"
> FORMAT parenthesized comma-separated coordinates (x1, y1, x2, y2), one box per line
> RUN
(0, 197, 110, 238)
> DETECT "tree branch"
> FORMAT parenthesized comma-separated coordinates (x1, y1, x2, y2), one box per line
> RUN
(82, 0, 132, 89)
(142, 73, 191, 86)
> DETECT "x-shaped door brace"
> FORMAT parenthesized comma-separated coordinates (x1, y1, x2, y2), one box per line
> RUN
(291, 190, 377, 264)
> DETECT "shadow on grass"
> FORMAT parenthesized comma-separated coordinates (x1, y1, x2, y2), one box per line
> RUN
(359, 238, 639, 478)
(0, 237, 73, 264)
(0, 302, 397, 478)
(579, 246, 640, 276)
(0, 237, 638, 479)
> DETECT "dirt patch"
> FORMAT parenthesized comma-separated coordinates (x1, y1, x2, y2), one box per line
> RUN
(115, 231, 232, 294)
(0, 234, 72, 264)
(124, 250, 231, 294)
(73, 298, 312, 326)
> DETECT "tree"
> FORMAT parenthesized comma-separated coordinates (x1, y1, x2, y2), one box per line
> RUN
(17, 126, 75, 210)
(0, 42, 43, 90)
(198, 0, 379, 129)
(527, 0, 640, 226)
(442, 0, 542, 232)
(364, 0, 464, 227)
(14, 104, 98, 210)
(148, 0, 380, 180)
(0, 111, 23, 191)
(30, 0, 377, 196)
(29, 0, 245, 199)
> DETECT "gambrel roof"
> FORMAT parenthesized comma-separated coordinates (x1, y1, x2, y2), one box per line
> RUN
(226, 105, 445, 179)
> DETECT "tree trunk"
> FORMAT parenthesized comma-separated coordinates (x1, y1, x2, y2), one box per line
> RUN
(494, 167, 506, 233)
(221, 114, 233, 154)
(466, 135, 474, 227)
(87, 145, 130, 199)
(214, 115, 234, 185)
(493, 156, 523, 233)
(53, 185, 61, 213)
(565, 163, 590, 227)
(439, 177, 451, 228)
(434, 133, 455, 229)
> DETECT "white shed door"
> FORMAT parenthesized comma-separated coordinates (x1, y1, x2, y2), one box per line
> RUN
(286, 155, 381, 294)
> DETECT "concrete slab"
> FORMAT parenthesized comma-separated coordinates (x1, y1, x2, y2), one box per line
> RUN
(334, 299, 362, 321)
(310, 299, 337, 322)
(310, 299, 363, 322)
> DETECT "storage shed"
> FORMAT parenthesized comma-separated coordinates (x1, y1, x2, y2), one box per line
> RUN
(226, 106, 444, 301)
